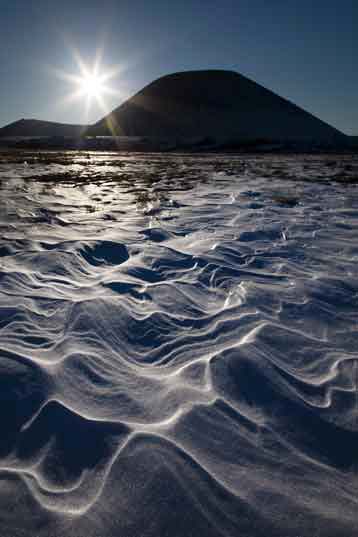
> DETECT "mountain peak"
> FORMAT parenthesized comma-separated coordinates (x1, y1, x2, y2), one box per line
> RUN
(89, 69, 344, 140)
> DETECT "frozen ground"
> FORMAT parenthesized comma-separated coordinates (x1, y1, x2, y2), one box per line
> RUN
(0, 152, 358, 537)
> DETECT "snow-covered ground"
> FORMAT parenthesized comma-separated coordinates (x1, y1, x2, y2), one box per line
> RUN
(0, 152, 357, 536)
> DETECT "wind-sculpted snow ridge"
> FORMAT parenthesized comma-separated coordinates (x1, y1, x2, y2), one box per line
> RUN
(0, 152, 358, 537)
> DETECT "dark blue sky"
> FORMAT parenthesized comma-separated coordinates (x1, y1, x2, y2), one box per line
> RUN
(0, 0, 356, 134)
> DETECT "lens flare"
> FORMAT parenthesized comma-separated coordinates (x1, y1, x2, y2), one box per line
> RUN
(53, 46, 125, 120)
(78, 73, 106, 98)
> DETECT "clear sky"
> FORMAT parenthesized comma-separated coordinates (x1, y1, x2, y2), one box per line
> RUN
(0, 0, 356, 134)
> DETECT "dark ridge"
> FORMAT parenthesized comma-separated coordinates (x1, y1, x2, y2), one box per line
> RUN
(0, 118, 87, 138)
(88, 69, 346, 142)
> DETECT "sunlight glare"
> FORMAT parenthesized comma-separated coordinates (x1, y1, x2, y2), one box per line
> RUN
(53, 45, 126, 120)
(79, 73, 106, 98)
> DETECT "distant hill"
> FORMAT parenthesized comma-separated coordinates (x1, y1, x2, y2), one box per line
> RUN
(0, 71, 349, 146)
(87, 70, 346, 143)
(0, 119, 87, 138)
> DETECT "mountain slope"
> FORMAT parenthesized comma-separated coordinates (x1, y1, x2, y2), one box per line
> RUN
(87, 70, 345, 142)
(0, 118, 87, 138)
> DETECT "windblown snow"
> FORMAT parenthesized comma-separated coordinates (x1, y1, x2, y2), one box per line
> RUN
(0, 152, 357, 537)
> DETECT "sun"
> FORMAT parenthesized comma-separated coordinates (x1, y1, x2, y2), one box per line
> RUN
(78, 73, 106, 98)
(54, 47, 124, 119)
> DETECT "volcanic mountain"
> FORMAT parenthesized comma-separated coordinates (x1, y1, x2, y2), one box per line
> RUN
(88, 70, 345, 142)
(0, 118, 87, 138)
(0, 71, 347, 144)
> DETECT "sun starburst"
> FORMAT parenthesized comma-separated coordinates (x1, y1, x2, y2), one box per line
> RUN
(53, 46, 124, 121)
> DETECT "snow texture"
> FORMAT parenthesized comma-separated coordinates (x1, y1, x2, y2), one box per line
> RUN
(0, 151, 358, 537)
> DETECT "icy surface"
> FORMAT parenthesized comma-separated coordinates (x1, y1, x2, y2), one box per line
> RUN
(0, 152, 358, 537)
